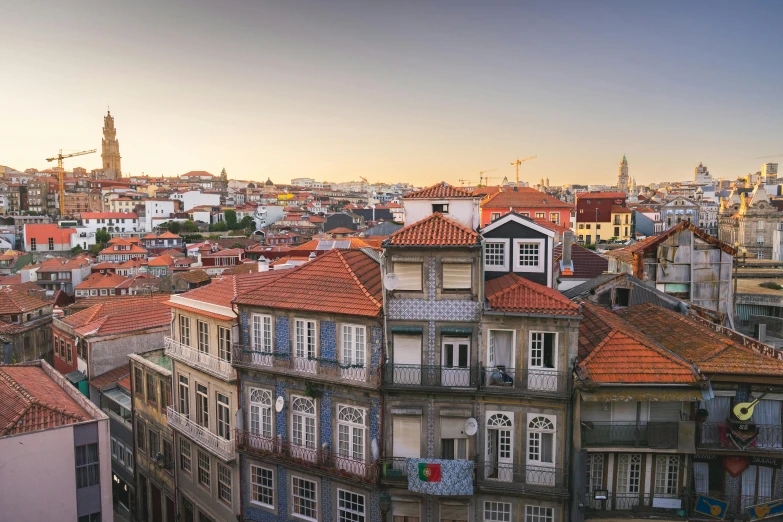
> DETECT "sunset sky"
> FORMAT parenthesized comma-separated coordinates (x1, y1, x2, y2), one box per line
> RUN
(2, 0, 782, 186)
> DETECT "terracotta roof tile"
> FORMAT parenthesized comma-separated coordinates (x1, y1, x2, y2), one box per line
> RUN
(0, 287, 49, 315)
(175, 270, 211, 284)
(481, 187, 572, 209)
(176, 271, 287, 309)
(60, 296, 171, 338)
(605, 221, 735, 264)
(403, 182, 478, 199)
(384, 213, 481, 247)
(485, 273, 580, 316)
(553, 244, 609, 279)
(75, 272, 129, 290)
(89, 365, 130, 390)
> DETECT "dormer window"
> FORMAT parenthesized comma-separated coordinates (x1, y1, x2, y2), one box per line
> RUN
(484, 239, 509, 272)
(513, 239, 545, 273)
(432, 203, 449, 214)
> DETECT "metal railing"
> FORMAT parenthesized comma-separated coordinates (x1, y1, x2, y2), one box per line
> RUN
(166, 407, 235, 462)
(477, 461, 568, 494)
(235, 429, 377, 485)
(698, 422, 783, 451)
(581, 422, 678, 448)
(164, 337, 235, 381)
(480, 366, 568, 395)
(382, 364, 479, 388)
(586, 493, 684, 516)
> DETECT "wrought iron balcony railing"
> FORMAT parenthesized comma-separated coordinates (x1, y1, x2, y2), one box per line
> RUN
(697, 422, 783, 452)
(235, 429, 377, 486)
(477, 461, 568, 496)
(166, 407, 235, 462)
(586, 493, 685, 517)
(480, 366, 569, 396)
(164, 337, 235, 381)
(382, 364, 479, 389)
(581, 422, 678, 449)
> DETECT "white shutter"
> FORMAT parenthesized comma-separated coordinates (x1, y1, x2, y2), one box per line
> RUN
(440, 503, 469, 520)
(649, 402, 682, 422)
(393, 335, 421, 365)
(393, 262, 422, 291)
(393, 416, 421, 458)
(442, 263, 471, 290)
(392, 501, 421, 517)
(581, 402, 611, 422)
(441, 417, 468, 439)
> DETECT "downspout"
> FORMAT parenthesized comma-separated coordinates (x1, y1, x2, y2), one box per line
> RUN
(231, 300, 244, 522)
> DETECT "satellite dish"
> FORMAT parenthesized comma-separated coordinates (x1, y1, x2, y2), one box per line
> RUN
(383, 273, 399, 291)
(371, 439, 379, 461)
(464, 418, 478, 436)
(275, 396, 284, 413)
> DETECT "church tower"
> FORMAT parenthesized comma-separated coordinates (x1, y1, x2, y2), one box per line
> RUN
(101, 110, 122, 179)
(618, 154, 629, 194)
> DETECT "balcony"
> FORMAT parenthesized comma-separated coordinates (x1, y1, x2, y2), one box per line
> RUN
(477, 461, 568, 497)
(232, 345, 379, 388)
(581, 422, 678, 449)
(235, 429, 377, 486)
(167, 407, 235, 462)
(697, 422, 783, 453)
(382, 364, 479, 390)
(480, 366, 569, 397)
(165, 337, 235, 381)
(586, 494, 685, 519)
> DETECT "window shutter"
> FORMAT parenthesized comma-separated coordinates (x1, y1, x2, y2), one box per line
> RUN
(392, 501, 421, 517)
(442, 263, 471, 290)
(581, 401, 610, 422)
(392, 335, 421, 365)
(440, 503, 469, 520)
(441, 417, 468, 439)
(649, 402, 682, 422)
(393, 262, 422, 291)
(393, 416, 421, 459)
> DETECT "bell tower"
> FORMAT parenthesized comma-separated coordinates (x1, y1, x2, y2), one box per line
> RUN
(101, 110, 122, 179)
(618, 154, 629, 194)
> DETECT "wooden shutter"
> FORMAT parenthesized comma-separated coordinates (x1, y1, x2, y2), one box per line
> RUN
(393, 262, 422, 291)
(393, 416, 421, 458)
(442, 263, 471, 290)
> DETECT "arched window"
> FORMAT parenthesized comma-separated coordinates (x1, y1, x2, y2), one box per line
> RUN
(291, 396, 316, 457)
(527, 415, 555, 465)
(248, 388, 272, 439)
(337, 406, 366, 463)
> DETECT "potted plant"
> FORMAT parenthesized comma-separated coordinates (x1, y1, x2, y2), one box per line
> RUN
(695, 408, 709, 423)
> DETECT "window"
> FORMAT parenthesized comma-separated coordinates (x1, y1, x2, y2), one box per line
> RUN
(490, 212, 501, 221)
(180, 438, 192, 473)
(217, 392, 231, 440)
(616, 454, 642, 495)
(337, 405, 366, 463)
(249, 388, 273, 439)
(218, 326, 231, 362)
(550, 213, 559, 224)
(432, 203, 449, 213)
(48, 237, 54, 250)
(535, 212, 545, 219)
(655, 455, 680, 497)
(252, 314, 273, 353)
(442, 263, 471, 291)
(197, 320, 209, 353)
(134, 368, 144, 397)
(525, 506, 553, 522)
(148, 429, 160, 457)
(292, 476, 318, 521)
(441, 438, 468, 460)
(179, 375, 190, 417)
(136, 419, 146, 453)
(527, 416, 555, 466)
(338, 489, 365, 522)
(75, 443, 100, 489)
(292, 396, 317, 460)
(586, 453, 604, 507)
(578, 223, 584, 229)
(218, 463, 232, 504)
(484, 501, 511, 521)
(161, 379, 171, 409)
(513, 239, 544, 273)
(180, 315, 191, 346)
(196, 383, 209, 428)
(520, 212, 530, 217)
(78, 513, 102, 522)
(30, 238, 36, 251)
(484, 240, 509, 271)
(529, 332, 556, 370)
(341, 324, 366, 380)
(198, 450, 211, 488)
(294, 319, 317, 366)
(251, 465, 274, 508)
(146, 373, 157, 405)
(393, 262, 422, 291)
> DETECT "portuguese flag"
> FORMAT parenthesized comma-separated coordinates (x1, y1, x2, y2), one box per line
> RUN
(418, 463, 441, 482)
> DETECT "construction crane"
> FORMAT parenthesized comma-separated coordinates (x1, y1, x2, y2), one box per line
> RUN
(510, 155, 537, 189)
(46, 149, 97, 216)
(478, 168, 498, 186)
(360, 176, 369, 183)
(458, 178, 472, 186)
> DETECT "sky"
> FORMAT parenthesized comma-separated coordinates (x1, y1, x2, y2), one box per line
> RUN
(1, 0, 782, 187)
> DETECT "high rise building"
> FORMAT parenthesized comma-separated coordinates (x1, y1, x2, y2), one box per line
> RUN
(617, 155, 629, 194)
(762, 162, 778, 184)
(101, 111, 122, 179)
(694, 162, 713, 185)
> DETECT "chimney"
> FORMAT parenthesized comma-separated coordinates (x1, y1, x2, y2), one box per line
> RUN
(258, 256, 270, 272)
(561, 231, 574, 276)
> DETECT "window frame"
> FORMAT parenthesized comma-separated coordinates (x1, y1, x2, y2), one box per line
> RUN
(392, 261, 423, 291)
(180, 438, 192, 474)
(526, 413, 557, 467)
(337, 405, 366, 463)
(197, 450, 211, 489)
(291, 475, 318, 522)
(337, 489, 366, 522)
(525, 505, 554, 522)
(442, 262, 472, 291)
(178, 374, 190, 417)
(252, 313, 273, 353)
(341, 324, 366, 372)
(217, 462, 232, 505)
(218, 326, 231, 362)
(513, 238, 546, 273)
(196, 383, 209, 428)
(484, 501, 512, 522)
(180, 315, 191, 346)
(291, 395, 317, 452)
(484, 239, 509, 272)
(216, 392, 231, 441)
(294, 319, 318, 360)
(529, 331, 557, 371)
(75, 443, 100, 489)
(249, 387, 274, 439)
(250, 464, 275, 509)
(197, 320, 209, 354)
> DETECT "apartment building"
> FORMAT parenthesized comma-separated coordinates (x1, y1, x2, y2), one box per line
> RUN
(480, 187, 573, 228)
(573, 192, 632, 244)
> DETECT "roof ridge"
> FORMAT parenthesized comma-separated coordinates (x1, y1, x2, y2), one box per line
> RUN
(335, 250, 382, 310)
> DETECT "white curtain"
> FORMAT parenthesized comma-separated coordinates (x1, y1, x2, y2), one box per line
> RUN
(742, 466, 757, 511)
(693, 462, 709, 495)
(701, 397, 730, 422)
(758, 466, 773, 502)
(753, 400, 782, 449)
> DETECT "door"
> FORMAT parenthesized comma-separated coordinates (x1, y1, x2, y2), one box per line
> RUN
(441, 338, 469, 387)
(393, 335, 421, 385)
(151, 483, 162, 522)
(485, 412, 513, 482)
(528, 332, 557, 391)
(612, 401, 639, 444)
(615, 454, 642, 509)
(166, 496, 176, 522)
(526, 415, 556, 486)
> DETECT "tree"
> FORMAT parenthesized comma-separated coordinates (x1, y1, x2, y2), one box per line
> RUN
(71, 245, 84, 255)
(88, 244, 103, 256)
(95, 228, 111, 245)
(224, 210, 238, 230)
(182, 220, 199, 233)
(168, 221, 181, 234)
(240, 215, 255, 231)
(209, 222, 228, 232)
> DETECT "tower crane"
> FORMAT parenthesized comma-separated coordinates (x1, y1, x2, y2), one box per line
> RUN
(46, 149, 97, 217)
(477, 168, 498, 186)
(510, 155, 537, 190)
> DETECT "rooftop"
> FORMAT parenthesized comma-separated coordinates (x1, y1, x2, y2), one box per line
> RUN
(485, 273, 580, 316)
(481, 187, 572, 209)
(384, 213, 481, 248)
(553, 243, 609, 279)
(0, 287, 49, 315)
(59, 295, 171, 338)
(403, 182, 478, 199)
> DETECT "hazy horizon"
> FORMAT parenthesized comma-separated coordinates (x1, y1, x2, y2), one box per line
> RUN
(2, 1, 782, 186)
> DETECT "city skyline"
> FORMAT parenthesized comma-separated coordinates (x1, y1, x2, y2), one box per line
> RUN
(2, 1, 782, 186)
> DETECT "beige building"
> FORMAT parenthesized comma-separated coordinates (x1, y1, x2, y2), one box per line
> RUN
(719, 183, 783, 259)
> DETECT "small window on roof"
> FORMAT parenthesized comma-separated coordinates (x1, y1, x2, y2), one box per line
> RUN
(615, 288, 630, 307)
(432, 203, 449, 214)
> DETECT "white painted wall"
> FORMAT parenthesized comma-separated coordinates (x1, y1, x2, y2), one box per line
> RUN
(402, 198, 480, 229)
(144, 200, 177, 231)
(170, 191, 221, 212)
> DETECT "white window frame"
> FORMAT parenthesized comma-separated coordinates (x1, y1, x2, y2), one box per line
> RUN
(484, 501, 512, 521)
(294, 319, 317, 359)
(216, 392, 231, 441)
(249, 387, 273, 439)
(484, 239, 510, 272)
(513, 238, 545, 273)
(526, 413, 557, 466)
(341, 324, 366, 381)
(337, 489, 366, 522)
(291, 395, 317, 460)
(529, 331, 558, 371)
(525, 505, 554, 522)
(250, 464, 275, 509)
(291, 475, 318, 522)
(549, 212, 560, 224)
(252, 314, 273, 354)
(180, 438, 192, 474)
(490, 212, 501, 222)
(654, 455, 680, 497)
(337, 405, 366, 463)
(217, 462, 232, 504)
(487, 328, 516, 368)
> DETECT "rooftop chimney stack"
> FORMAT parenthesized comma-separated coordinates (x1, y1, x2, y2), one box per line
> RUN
(561, 231, 574, 277)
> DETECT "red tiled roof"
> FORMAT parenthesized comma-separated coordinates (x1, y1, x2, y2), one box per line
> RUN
(234, 249, 382, 317)
(327, 227, 355, 234)
(553, 244, 609, 279)
(89, 365, 130, 390)
(76, 272, 129, 290)
(578, 302, 699, 384)
(576, 191, 627, 200)
(175, 271, 287, 309)
(24, 224, 75, 246)
(117, 375, 131, 392)
(485, 273, 580, 316)
(0, 287, 49, 314)
(0, 363, 90, 436)
(482, 187, 572, 209)
(532, 219, 571, 236)
(115, 274, 160, 290)
(60, 296, 171, 338)
(403, 182, 478, 199)
(175, 269, 211, 284)
(385, 213, 480, 247)
(148, 254, 175, 267)
(109, 237, 141, 244)
(99, 242, 148, 256)
(610, 205, 632, 213)
(201, 248, 243, 258)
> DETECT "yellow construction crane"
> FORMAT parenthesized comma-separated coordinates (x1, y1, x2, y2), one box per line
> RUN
(458, 178, 472, 186)
(510, 155, 537, 189)
(46, 148, 97, 216)
(478, 168, 498, 186)
(360, 176, 369, 183)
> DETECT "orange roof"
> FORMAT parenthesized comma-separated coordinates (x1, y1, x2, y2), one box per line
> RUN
(553, 243, 608, 279)
(576, 191, 627, 199)
(384, 213, 480, 248)
(403, 182, 478, 199)
(176, 271, 287, 309)
(327, 227, 355, 234)
(148, 254, 175, 267)
(24, 224, 75, 246)
(109, 236, 141, 245)
(89, 365, 130, 390)
(75, 272, 129, 290)
(485, 273, 580, 316)
(0, 287, 49, 315)
(578, 302, 699, 384)
(482, 187, 572, 209)
(0, 363, 90, 436)
(235, 249, 382, 318)
(60, 296, 171, 338)
(99, 242, 148, 256)
(610, 205, 632, 213)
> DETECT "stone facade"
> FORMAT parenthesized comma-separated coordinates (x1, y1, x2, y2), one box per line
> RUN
(719, 183, 783, 259)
